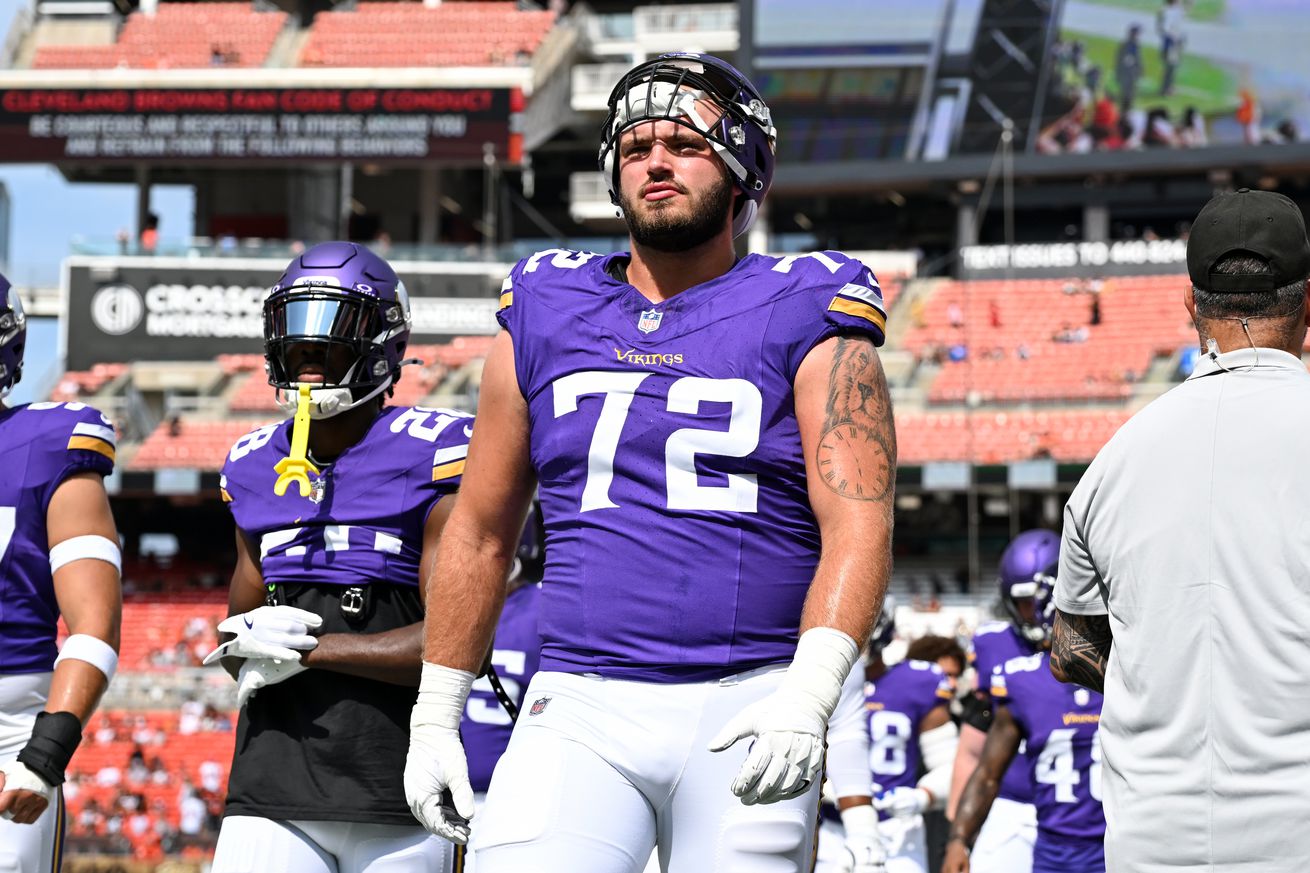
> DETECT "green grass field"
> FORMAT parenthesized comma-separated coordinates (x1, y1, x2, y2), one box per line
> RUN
(1080, 0, 1226, 24)
(1066, 32, 1238, 119)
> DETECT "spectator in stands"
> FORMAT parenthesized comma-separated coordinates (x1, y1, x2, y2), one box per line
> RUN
(140, 213, 160, 253)
(1090, 292, 1102, 326)
(1115, 25, 1143, 114)
(988, 299, 1002, 329)
(1265, 119, 1301, 145)
(1144, 108, 1181, 147)
(211, 44, 225, 66)
(1179, 106, 1207, 147)
(948, 301, 964, 328)
(1237, 88, 1261, 144)
(1090, 87, 1120, 146)
(1017, 343, 1031, 361)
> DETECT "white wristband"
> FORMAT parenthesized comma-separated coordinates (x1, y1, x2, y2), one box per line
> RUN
(839, 802, 880, 838)
(55, 633, 119, 683)
(49, 535, 121, 576)
(781, 627, 861, 722)
(411, 662, 476, 732)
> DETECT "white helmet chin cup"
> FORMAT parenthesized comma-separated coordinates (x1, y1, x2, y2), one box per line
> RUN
(276, 378, 392, 420)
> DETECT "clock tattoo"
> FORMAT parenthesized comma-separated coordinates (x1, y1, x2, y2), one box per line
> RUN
(815, 336, 897, 502)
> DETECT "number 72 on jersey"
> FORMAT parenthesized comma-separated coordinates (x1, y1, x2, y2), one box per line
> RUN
(553, 372, 763, 514)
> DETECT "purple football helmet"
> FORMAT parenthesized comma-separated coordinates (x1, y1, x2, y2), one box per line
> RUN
(598, 52, 777, 238)
(868, 594, 897, 656)
(998, 529, 1061, 645)
(264, 242, 411, 418)
(0, 276, 26, 397)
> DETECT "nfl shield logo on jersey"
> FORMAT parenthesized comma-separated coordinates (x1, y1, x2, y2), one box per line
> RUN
(637, 309, 663, 334)
(529, 696, 551, 716)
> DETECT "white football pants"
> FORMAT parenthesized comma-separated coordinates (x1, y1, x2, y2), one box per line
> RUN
(212, 816, 463, 873)
(969, 797, 1037, 873)
(469, 667, 822, 873)
(815, 814, 929, 873)
(0, 672, 63, 873)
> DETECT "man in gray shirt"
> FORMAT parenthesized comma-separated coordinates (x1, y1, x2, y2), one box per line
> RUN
(1051, 188, 1310, 873)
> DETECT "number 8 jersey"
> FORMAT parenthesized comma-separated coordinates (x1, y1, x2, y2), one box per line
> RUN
(496, 248, 887, 682)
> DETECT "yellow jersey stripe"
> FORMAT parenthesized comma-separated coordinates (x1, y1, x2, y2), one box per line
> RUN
(990, 685, 1007, 698)
(432, 459, 467, 482)
(220, 488, 233, 503)
(498, 290, 514, 310)
(828, 296, 887, 330)
(67, 435, 116, 461)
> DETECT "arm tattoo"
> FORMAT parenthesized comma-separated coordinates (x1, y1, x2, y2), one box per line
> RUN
(1050, 608, 1113, 693)
(816, 335, 897, 502)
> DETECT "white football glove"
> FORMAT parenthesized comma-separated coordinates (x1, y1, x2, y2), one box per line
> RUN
(405, 663, 476, 844)
(708, 628, 859, 805)
(202, 605, 323, 665)
(838, 803, 886, 873)
(874, 786, 931, 818)
(236, 657, 309, 708)
(0, 760, 54, 822)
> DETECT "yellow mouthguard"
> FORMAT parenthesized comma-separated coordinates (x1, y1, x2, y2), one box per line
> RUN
(273, 383, 320, 497)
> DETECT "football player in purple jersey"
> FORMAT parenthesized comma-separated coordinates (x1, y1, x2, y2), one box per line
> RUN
(405, 53, 897, 872)
(947, 531, 1058, 873)
(207, 243, 470, 873)
(943, 555, 1106, 873)
(0, 277, 124, 873)
(822, 597, 959, 873)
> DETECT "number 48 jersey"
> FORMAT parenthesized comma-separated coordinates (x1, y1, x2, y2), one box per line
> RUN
(497, 248, 887, 682)
(992, 653, 1105, 844)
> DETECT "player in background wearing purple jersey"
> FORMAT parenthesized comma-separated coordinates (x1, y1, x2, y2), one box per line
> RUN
(943, 547, 1105, 873)
(816, 601, 891, 873)
(405, 53, 896, 873)
(207, 243, 469, 873)
(824, 596, 959, 873)
(0, 278, 123, 873)
(460, 501, 544, 873)
(947, 531, 1056, 873)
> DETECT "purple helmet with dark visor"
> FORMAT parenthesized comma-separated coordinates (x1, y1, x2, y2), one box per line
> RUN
(998, 529, 1061, 645)
(263, 242, 411, 417)
(598, 52, 777, 238)
(0, 275, 26, 397)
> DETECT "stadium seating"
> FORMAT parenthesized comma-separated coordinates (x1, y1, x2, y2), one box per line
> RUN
(32, 3, 287, 70)
(48, 363, 128, 403)
(300, 2, 556, 68)
(130, 419, 278, 471)
(904, 275, 1194, 404)
(894, 409, 1129, 464)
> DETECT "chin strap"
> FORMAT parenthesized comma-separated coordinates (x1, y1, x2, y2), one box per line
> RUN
(273, 384, 320, 497)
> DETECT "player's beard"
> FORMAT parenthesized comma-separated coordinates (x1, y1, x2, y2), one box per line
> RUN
(620, 169, 736, 253)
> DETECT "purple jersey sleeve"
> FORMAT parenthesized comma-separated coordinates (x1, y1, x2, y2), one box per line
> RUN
(764, 251, 887, 380)
(0, 402, 116, 673)
(998, 652, 1106, 843)
(462, 582, 542, 793)
(221, 406, 470, 589)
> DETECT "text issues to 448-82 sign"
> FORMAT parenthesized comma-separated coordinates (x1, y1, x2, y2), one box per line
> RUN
(0, 87, 518, 162)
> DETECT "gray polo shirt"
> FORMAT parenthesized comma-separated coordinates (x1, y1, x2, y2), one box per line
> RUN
(1057, 347, 1310, 873)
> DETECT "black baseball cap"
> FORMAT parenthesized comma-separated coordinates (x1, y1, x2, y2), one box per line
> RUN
(1186, 188, 1310, 292)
